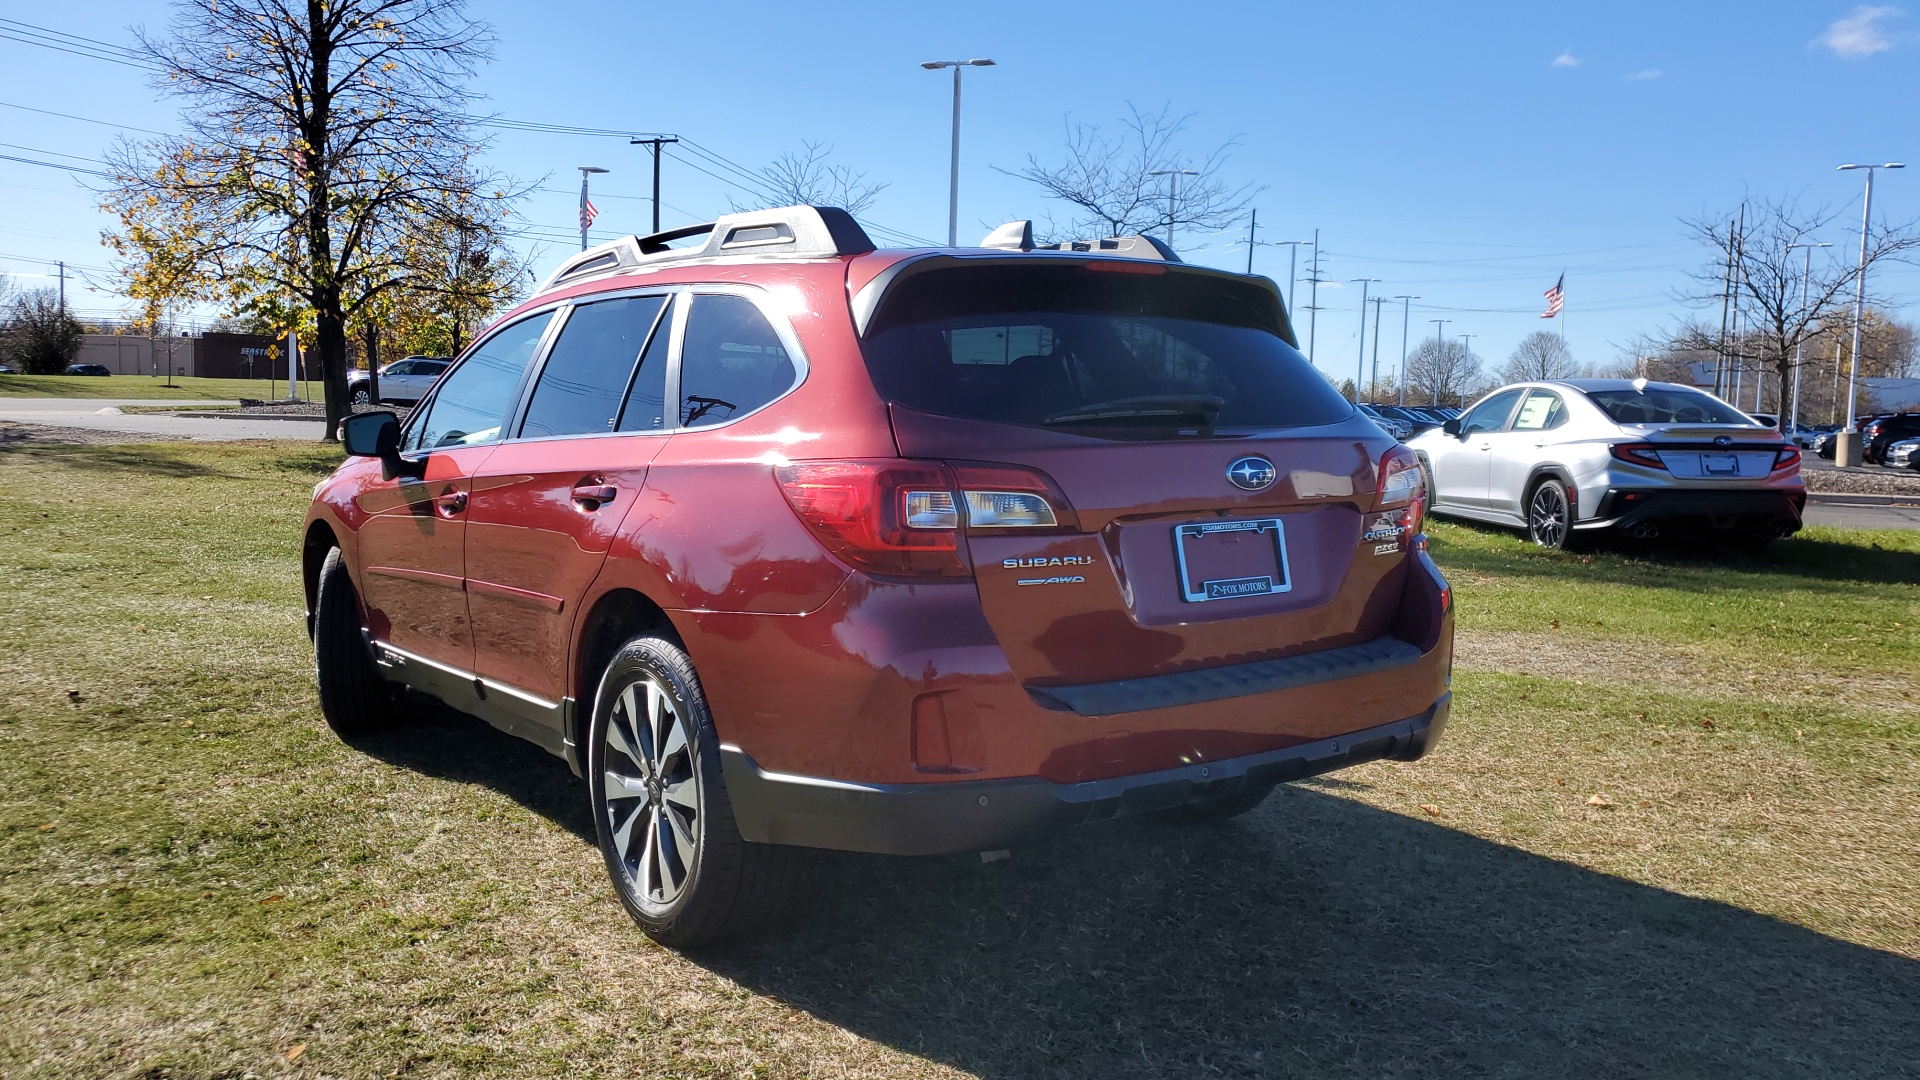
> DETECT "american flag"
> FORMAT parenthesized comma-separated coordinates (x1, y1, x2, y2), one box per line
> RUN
(578, 197, 599, 233)
(1541, 274, 1564, 319)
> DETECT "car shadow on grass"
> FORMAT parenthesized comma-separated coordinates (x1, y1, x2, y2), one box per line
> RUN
(350, 705, 1920, 1079)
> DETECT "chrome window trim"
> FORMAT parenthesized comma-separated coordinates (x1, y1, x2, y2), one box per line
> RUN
(664, 283, 812, 435)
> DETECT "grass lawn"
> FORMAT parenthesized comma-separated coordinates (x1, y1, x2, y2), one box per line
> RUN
(1, 439, 1916, 1079)
(0, 373, 325, 401)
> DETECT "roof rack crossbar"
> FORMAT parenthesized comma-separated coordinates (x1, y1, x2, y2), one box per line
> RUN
(536, 205, 876, 293)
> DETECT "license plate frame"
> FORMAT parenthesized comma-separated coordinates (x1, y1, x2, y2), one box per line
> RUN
(1173, 517, 1292, 603)
(1702, 452, 1740, 475)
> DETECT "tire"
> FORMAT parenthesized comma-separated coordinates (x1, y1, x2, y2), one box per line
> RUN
(1525, 478, 1577, 550)
(587, 634, 793, 947)
(1154, 781, 1274, 825)
(350, 386, 371, 406)
(312, 547, 400, 735)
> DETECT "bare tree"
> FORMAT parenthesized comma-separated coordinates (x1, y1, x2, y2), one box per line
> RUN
(103, 0, 528, 438)
(734, 142, 887, 219)
(1403, 338, 1483, 407)
(1683, 198, 1920, 418)
(1502, 331, 1575, 382)
(1003, 103, 1255, 247)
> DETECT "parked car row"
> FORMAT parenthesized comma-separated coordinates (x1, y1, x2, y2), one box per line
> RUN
(1406, 378, 1804, 550)
(1808, 413, 1920, 466)
(1355, 402, 1457, 440)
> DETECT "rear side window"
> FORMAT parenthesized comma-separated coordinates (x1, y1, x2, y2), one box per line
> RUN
(617, 296, 674, 432)
(860, 263, 1348, 434)
(677, 293, 797, 428)
(1511, 390, 1566, 431)
(519, 295, 667, 438)
(406, 313, 552, 451)
(1586, 387, 1751, 425)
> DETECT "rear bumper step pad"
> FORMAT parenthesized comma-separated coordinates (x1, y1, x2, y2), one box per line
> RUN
(1025, 636, 1424, 716)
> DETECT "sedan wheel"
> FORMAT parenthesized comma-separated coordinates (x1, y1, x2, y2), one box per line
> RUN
(1526, 479, 1574, 550)
(587, 634, 794, 946)
(350, 387, 371, 406)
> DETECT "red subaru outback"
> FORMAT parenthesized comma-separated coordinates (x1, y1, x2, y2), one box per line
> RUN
(304, 206, 1452, 945)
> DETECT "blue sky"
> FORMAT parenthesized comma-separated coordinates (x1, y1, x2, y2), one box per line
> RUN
(3, 1, 1918, 385)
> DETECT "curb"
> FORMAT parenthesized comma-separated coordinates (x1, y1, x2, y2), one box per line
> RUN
(1804, 491, 1920, 506)
(172, 411, 327, 423)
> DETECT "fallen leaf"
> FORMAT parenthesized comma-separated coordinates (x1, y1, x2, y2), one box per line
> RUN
(1632, 712, 1649, 721)
(1420, 804, 1440, 816)
(200, 890, 213, 898)
(1795, 729, 1804, 740)
(65, 689, 84, 705)
(38, 822, 55, 831)
(134, 625, 147, 633)
(1636, 801, 1653, 809)
(259, 894, 284, 904)
(1519, 693, 1529, 701)
(1586, 794, 1614, 807)
(1553, 776, 1565, 785)
(1701, 718, 1715, 731)
(285, 1043, 306, 1062)
(1550, 619, 1560, 630)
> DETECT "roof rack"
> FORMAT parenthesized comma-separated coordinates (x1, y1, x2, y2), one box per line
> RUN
(535, 204, 876, 293)
(978, 220, 1182, 263)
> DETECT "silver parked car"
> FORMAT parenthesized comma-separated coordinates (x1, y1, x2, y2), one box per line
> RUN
(1406, 379, 1805, 549)
(1888, 438, 1920, 470)
(348, 356, 450, 406)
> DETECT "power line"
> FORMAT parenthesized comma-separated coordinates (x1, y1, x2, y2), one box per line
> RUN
(0, 99, 166, 136)
(0, 152, 106, 177)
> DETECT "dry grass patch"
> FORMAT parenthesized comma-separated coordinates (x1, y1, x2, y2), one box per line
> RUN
(1, 443, 1917, 1078)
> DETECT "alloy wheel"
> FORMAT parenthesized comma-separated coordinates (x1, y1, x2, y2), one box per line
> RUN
(1529, 484, 1569, 548)
(600, 675, 701, 913)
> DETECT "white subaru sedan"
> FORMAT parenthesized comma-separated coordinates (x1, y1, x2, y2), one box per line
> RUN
(1406, 379, 1805, 549)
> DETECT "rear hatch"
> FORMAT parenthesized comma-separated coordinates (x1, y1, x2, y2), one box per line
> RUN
(859, 256, 1412, 689)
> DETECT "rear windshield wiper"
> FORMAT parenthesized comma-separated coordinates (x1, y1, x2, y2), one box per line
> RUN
(1043, 395, 1225, 427)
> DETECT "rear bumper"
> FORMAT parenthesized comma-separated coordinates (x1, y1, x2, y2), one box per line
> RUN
(1580, 486, 1805, 535)
(721, 695, 1449, 855)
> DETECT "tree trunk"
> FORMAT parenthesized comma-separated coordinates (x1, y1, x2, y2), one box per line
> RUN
(363, 321, 380, 405)
(316, 289, 349, 441)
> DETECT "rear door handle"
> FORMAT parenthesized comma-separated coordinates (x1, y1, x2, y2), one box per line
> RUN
(572, 483, 618, 509)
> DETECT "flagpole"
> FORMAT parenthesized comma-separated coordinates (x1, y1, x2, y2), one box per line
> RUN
(577, 166, 608, 251)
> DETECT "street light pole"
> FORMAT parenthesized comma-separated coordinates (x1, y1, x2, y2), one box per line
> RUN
(1273, 239, 1309, 322)
(922, 59, 996, 246)
(1350, 278, 1380, 399)
(1148, 168, 1199, 249)
(1429, 319, 1451, 406)
(1368, 295, 1388, 401)
(577, 166, 608, 251)
(1394, 295, 1419, 406)
(1836, 161, 1903, 464)
(1786, 240, 1831, 435)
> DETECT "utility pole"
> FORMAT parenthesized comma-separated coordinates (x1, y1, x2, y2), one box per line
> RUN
(1429, 319, 1451, 406)
(1394, 295, 1419, 406)
(1305, 230, 1324, 364)
(1350, 278, 1380, 399)
(1243, 209, 1257, 274)
(922, 59, 996, 246)
(1274, 239, 1308, 322)
(57, 261, 65, 311)
(1715, 211, 1737, 399)
(1836, 161, 1903, 465)
(1148, 168, 1199, 250)
(627, 137, 679, 233)
(1368, 295, 1388, 401)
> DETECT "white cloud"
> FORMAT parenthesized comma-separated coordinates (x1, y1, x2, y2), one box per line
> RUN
(1817, 5, 1902, 58)
(1551, 49, 1581, 68)
(1627, 68, 1663, 80)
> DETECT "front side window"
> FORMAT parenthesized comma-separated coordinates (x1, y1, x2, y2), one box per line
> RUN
(1511, 390, 1566, 431)
(1460, 388, 1525, 435)
(406, 313, 552, 451)
(677, 293, 797, 428)
(519, 295, 667, 439)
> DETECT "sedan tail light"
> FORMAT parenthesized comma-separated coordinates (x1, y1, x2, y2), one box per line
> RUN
(1610, 443, 1667, 470)
(1773, 446, 1802, 472)
(775, 459, 1076, 578)
(1375, 445, 1426, 537)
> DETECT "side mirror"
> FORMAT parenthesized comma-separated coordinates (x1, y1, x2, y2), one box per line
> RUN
(339, 411, 419, 480)
(1442, 418, 1462, 437)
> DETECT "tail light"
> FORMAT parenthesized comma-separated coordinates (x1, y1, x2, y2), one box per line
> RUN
(1773, 446, 1801, 472)
(1610, 443, 1667, 469)
(775, 459, 1074, 578)
(1376, 445, 1426, 537)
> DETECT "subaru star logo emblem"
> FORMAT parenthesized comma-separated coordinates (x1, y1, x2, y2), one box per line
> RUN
(1227, 456, 1277, 491)
(1713, 435, 1732, 447)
